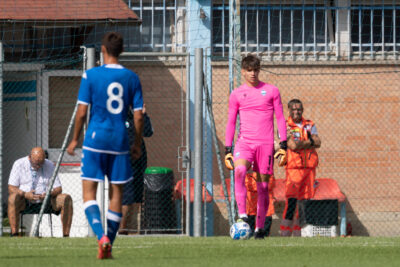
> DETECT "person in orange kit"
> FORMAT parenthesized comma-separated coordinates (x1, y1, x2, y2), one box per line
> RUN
(245, 171, 276, 236)
(280, 99, 321, 237)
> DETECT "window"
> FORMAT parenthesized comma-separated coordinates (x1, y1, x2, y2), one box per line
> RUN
(127, 0, 186, 52)
(351, 4, 400, 57)
(212, 3, 335, 60)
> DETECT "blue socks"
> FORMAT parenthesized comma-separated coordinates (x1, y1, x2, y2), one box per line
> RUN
(84, 200, 104, 240)
(107, 210, 122, 244)
(84, 200, 122, 244)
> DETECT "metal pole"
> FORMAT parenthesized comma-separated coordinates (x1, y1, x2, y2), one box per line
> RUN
(229, 0, 234, 93)
(0, 42, 3, 236)
(233, 0, 241, 221)
(87, 47, 96, 70)
(83, 46, 95, 237)
(228, 0, 237, 221)
(193, 48, 203, 237)
(186, 54, 191, 236)
(234, 0, 241, 85)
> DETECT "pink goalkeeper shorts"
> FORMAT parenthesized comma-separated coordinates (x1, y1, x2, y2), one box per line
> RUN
(233, 140, 274, 175)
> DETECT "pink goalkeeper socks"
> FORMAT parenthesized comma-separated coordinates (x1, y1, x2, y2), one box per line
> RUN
(256, 182, 269, 230)
(234, 165, 248, 215)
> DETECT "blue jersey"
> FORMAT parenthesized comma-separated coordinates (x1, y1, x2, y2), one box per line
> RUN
(78, 64, 143, 154)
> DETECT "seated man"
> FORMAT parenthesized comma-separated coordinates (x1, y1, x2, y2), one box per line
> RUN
(7, 147, 73, 237)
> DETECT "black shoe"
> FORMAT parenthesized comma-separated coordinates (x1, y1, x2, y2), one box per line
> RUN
(254, 229, 266, 239)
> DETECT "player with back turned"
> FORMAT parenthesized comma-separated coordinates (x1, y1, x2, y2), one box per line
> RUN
(224, 55, 287, 239)
(67, 32, 144, 259)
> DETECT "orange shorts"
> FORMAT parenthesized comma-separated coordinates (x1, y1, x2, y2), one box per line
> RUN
(285, 168, 316, 199)
(245, 172, 275, 217)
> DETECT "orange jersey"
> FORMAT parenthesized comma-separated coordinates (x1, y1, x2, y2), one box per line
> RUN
(285, 116, 318, 199)
(285, 168, 316, 199)
(286, 116, 318, 169)
(245, 172, 275, 216)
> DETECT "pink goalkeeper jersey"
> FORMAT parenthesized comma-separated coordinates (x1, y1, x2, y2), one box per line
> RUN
(225, 81, 287, 146)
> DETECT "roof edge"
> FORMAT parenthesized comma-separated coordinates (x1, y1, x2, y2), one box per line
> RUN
(0, 19, 142, 26)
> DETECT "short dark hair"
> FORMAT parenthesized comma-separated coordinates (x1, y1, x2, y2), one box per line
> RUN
(288, 99, 303, 109)
(241, 54, 261, 70)
(102, 32, 123, 58)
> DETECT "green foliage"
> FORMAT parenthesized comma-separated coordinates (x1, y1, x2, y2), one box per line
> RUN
(0, 237, 400, 267)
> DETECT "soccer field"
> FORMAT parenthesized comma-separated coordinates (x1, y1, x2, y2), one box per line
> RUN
(1, 236, 400, 267)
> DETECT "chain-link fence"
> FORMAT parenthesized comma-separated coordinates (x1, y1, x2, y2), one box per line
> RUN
(118, 53, 189, 235)
(211, 59, 400, 237)
(1, 51, 192, 237)
(1, 0, 400, 238)
(2, 52, 399, 238)
(1, 57, 85, 236)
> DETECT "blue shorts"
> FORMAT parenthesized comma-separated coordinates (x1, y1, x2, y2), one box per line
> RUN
(81, 149, 133, 184)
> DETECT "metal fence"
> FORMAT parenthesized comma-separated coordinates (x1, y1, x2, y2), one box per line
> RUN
(118, 52, 190, 235)
(123, 0, 400, 61)
(0, 49, 194, 237)
(1, 0, 400, 238)
(0, 56, 85, 237)
(210, 58, 400, 237)
(212, 2, 400, 61)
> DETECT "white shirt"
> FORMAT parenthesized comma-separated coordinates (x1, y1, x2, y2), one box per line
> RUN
(8, 156, 62, 200)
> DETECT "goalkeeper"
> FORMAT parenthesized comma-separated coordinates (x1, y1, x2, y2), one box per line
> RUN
(279, 99, 321, 237)
(224, 55, 287, 239)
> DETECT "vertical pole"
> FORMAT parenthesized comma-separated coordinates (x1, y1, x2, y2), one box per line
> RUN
(229, 0, 234, 94)
(87, 47, 96, 237)
(234, 0, 241, 85)
(228, 0, 237, 222)
(340, 202, 347, 236)
(0, 42, 3, 236)
(230, 0, 242, 221)
(185, 54, 191, 236)
(187, 0, 213, 236)
(193, 48, 203, 237)
(87, 47, 96, 70)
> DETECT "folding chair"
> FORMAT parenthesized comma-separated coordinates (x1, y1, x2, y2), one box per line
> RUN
(20, 201, 60, 237)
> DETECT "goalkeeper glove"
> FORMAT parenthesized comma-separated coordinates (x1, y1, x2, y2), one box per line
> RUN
(274, 141, 287, 167)
(224, 146, 234, 170)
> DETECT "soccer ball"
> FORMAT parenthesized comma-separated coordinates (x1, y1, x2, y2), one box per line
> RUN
(230, 221, 251, 240)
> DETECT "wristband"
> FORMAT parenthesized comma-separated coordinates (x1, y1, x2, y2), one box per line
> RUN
(279, 141, 287, 151)
(225, 146, 233, 155)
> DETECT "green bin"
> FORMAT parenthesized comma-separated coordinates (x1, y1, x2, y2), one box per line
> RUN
(141, 167, 177, 234)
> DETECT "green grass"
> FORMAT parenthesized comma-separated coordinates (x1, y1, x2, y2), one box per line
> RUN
(1, 236, 400, 267)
